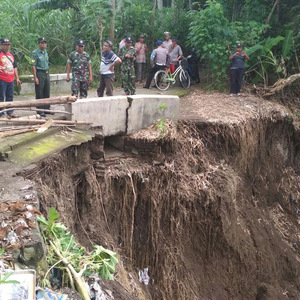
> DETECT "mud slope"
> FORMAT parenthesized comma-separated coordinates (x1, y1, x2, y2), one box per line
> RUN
(29, 92, 300, 299)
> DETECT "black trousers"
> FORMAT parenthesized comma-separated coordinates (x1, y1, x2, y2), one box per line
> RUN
(230, 68, 245, 94)
(35, 71, 50, 113)
(145, 64, 166, 88)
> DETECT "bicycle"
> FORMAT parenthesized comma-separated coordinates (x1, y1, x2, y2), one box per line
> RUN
(154, 58, 191, 91)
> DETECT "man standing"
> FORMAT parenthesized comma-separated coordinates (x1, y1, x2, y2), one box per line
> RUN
(168, 37, 183, 73)
(97, 40, 121, 97)
(162, 32, 172, 50)
(0, 38, 21, 118)
(119, 37, 136, 95)
(135, 34, 148, 84)
(229, 43, 250, 96)
(143, 40, 168, 89)
(66, 39, 93, 99)
(31, 37, 50, 117)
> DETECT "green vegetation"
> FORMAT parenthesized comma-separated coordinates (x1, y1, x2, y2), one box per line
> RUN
(37, 208, 118, 298)
(0, 248, 20, 285)
(0, 0, 299, 89)
(155, 103, 167, 138)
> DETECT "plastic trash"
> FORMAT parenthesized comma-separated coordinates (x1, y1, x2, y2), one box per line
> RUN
(6, 231, 18, 244)
(36, 287, 68, 300)
(138, 268, 150, 285)
(88, 274, 113, 300)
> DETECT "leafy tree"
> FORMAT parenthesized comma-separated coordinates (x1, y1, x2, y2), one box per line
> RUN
(188, 0, 235, 87)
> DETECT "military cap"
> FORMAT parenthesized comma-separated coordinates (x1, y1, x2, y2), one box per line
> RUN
(125, 37, 133, 43)
(38, 37, 47, 43)
(1, 38, 11, 45)
(77, 39, 85, 46)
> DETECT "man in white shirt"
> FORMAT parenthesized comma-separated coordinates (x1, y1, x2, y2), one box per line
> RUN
(97, 40, 121, 97)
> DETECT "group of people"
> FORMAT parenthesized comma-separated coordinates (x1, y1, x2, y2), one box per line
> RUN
(0, 34, 250, 119)
(98, 32, 184, 96)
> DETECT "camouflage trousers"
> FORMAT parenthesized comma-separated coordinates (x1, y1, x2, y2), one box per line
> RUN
(121, 70, 135, 95)
(71, 79, 88, 98)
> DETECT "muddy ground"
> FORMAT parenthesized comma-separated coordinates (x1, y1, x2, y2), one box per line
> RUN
(1, 86, 300, 299)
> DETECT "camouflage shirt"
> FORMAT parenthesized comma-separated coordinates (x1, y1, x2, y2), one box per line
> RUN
(67, 51, 91, 81)
(118, 46, 136, 72)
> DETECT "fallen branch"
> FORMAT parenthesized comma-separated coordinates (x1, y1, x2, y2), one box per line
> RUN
(49, 240, 90, 300)
(0, 96, 77, 109)
(263, 73, 300, 96)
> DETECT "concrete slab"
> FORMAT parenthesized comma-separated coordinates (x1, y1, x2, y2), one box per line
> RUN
(19, 73, 72, 95)
(0, 128, 94, 166)
(127, 94, 179, 134)
(71, 94, 179, 136)
(71, 96, 129, 136)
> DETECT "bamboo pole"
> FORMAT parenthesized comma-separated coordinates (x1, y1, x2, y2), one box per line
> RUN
(0, 128, 39, 138)
(0, 96, 77, 109)
(0, 107, 72, 115)
(0, 119, 91, 125)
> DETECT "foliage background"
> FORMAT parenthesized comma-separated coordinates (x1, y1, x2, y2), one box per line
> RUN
(0, 0, 299, 88)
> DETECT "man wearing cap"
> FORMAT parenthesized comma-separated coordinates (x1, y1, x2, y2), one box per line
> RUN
(162, 32, 172, 50)
(0, 38, 21, 118)
(97, 40, 121, 97)
(31, 37, 50, 117)
(143, 40, 168, 89)
(66, 39, 93, 99)
(119, 34, 129, 51)
(168, 37, 183, 73)
(118, 37, 136, 95)
(229, 43, 250, 96)
(135, 35, 148, 84)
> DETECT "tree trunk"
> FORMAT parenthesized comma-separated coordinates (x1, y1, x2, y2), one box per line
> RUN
(151, 0, 156, 26)
(96, 16, 105, 58)
(108, 0, 116, 43)
(157, 0, 163, 10)
(265, 0, 280, 33)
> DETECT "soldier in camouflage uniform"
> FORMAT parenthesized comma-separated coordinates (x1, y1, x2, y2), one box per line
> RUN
(118, 37, 136, 95)
(66, 39, 93, 98)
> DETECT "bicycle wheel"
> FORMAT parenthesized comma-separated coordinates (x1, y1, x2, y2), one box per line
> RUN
(154, 70, 170, 91)
(179, 69, 191, 89)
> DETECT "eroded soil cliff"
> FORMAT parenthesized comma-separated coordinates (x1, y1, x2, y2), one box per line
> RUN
(27, 90, 300, 299)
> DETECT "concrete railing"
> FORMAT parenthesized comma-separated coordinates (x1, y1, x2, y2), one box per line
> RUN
(71, 95, 180, 136)
(19, 73, 71, 95)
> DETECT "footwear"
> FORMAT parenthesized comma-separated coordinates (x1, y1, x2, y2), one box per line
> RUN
(143, 86, 149, 89)
(230, 93, 234, 97)
(7, 113, 19, 119)
(39, 113, 46, 118)
(237, 93, 241, 96)
(151, 85, 157, 88)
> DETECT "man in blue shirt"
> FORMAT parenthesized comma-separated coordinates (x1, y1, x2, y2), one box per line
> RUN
(97, 40, 121, 97)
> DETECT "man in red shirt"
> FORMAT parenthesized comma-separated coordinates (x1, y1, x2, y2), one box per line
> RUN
(0, 38, 21, 118)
